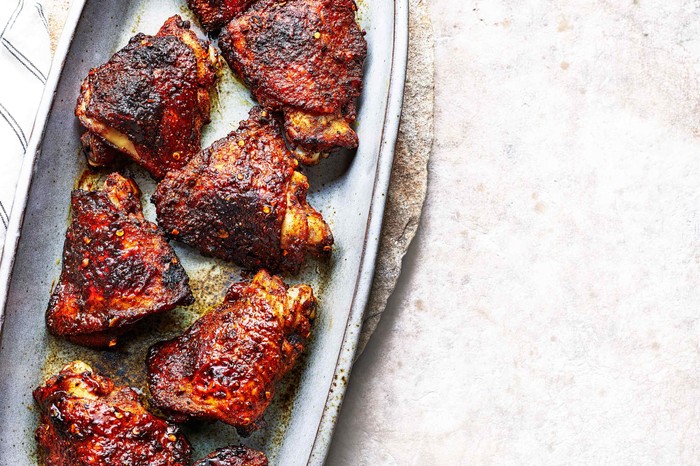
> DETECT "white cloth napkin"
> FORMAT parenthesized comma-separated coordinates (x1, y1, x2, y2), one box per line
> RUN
(0, 0, 51, 253)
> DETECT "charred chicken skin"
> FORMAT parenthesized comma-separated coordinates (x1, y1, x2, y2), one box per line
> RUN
(76, 16, 217, 179)
(34, 361, 191, 466)
(147, 270, 316, 434)
(152, 107, 332, 274)
(80, 131, 123, 168)
(187, 0, 255, 33)
(47, 173, 193, 349)
(193, 446, 268, 466)
(218, 0, 367, 164)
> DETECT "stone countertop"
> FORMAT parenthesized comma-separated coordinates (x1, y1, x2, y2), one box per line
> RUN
(329, 1, 700, 464)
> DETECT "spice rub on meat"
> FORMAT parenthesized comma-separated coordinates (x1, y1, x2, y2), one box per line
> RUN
(34, 361, 191, 466)
(152, 106, 333, 274)
(218, 0, 367, 164)
(76, 16, 217, 179)
(147, 270, 316, 435)
(46, 173, 193, 349)
(187, 0, 256, 33)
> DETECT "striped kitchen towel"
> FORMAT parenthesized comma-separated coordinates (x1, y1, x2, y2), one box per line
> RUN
(0, 0, 51, 257)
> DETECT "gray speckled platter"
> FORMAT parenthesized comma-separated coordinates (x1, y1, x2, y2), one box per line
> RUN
(0, 0, 407, 464)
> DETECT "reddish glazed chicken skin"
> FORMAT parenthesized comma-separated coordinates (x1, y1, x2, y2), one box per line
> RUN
(187, 0, 255, 32)
(76, 16, 217, 179)
(152, 107, 333, 274)
(46, 173, 193, 349)
(34, 361, 191, 466)
(218, 0, 367, 164)
(147, 270, 316, 435)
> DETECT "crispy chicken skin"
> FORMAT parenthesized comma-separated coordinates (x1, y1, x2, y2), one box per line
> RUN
(76, 16, 217, 179)
(46, 173, 193, 349)
(152, 107, 332, 274)
(193, 446, 268, 466)
(80, 131, 123, 168)
(187, 0, 255, 33)
(147, 270, 316, 434)
(34, 361, 191, 466)
(218, 0, 367, 164)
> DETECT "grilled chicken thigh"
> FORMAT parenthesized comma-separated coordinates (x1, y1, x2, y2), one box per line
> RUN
(219, 0, 367, 164)
(187, 0, 255, 32)
(153, 107, 332, 274)
(194, 446, 268, 466)
(34, 361, 191, 466)
(47, 173, 193, 349)
(76, 16, 217, 179)
(147, 270, 316, 434)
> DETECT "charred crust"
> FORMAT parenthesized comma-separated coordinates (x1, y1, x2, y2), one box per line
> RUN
(146, 272, 316, 432)
(153, 106, 329, 274)
(46, 173, 193, 349)
(34, 363, 192, 465)
(217, 0, 366, 155)
(75, 16, 216, 179)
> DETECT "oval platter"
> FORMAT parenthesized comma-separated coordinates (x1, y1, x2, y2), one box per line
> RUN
(0, 0, 408, 464)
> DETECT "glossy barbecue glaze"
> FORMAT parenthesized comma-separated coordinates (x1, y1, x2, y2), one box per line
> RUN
(218, 0, 367, 163)
(153, 107, 332, 274)
(147, 270, 316, 435)
(76, 16, 217, 179)
(34, 361, 191, 466)
(46, 173, 193, 348)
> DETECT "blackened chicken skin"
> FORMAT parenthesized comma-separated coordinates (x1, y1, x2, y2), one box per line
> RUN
(80, 131, 123, 168)
(34, 361, 191, 466)
(219, 0, 367, 164)
(147, 270, 316, 434)
(47, 173, 193, 349)
(76, 16, 217, 179)
(187, 0, 255, 33)
(194, 446, 268, 466)
(152, 107, 332, 274)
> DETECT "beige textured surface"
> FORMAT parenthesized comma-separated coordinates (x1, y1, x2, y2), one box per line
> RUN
(44, 0, 69, 54)
(329, 1, 700, 464)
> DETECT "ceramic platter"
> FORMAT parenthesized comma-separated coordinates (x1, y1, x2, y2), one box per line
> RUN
(0, 0, 407, 464)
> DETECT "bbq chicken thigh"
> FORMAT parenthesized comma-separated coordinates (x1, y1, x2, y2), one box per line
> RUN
(47, 173, 193, 349)
(153, 107, 332, 274)
(218, 0, 367, 164)
(76, 16, 217, 179)
(34, 361, 191, 466)
(147, 270, 316, 434)
(193, 446, 268, 466)
(188, 0, 255, 33)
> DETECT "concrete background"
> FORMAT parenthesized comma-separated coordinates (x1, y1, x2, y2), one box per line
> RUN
(329, 1, 700, 465)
